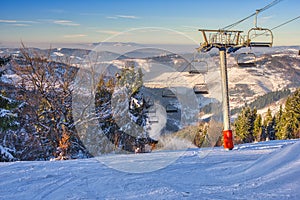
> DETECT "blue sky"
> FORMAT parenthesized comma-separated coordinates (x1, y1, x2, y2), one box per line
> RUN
(0, 0, 299, 46)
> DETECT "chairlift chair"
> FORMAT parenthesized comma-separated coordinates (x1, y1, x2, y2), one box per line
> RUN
(246, 27, 273, 48)
(189, 60, 209, 74)
(193, 83, 209, 94)
(148, 116, 159, 124)
(165, 104, 178, 113)
(246, 10, 273, 48)
(236, 52, 257, 67)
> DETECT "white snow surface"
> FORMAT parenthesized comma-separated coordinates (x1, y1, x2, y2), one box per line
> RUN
(0, 139, 300, 200)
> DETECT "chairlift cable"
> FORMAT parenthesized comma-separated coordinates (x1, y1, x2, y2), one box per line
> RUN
(270, 15, 300, 31)
(163, 55, 204, 87)
(167, 62, 207, 88)
(222, 0, 283, 30)
(251, 15, 300, 39)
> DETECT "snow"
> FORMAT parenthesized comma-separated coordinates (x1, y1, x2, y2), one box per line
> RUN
(1, 74, 21, 84)
(52, 52, 64, 57)
(0, 108, 13, 117)
(0, 139, 299, 199)
(0, 145, 15, 161)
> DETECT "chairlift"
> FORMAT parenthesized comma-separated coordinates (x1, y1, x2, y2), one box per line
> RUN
(162, 89, 176, 98)
(236, 52, 257, 67)
(247, 27, 273, 47)
(193, 83, 209, 94)
(166, 104, 178, 113)
(246, 11, 273, 48)
(189, 60, 209, 74)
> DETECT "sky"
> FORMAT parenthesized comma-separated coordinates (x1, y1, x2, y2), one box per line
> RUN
(0, 0, 299, 47)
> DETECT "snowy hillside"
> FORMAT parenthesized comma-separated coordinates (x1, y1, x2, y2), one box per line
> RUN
(2, 46, 298, 112)
(1, 46, 299, 131)
(0, 139, 299, 200)
(226, 48, 300, 112)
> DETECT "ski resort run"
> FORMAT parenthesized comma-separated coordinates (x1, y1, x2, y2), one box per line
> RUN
(0, 139, 299, 199)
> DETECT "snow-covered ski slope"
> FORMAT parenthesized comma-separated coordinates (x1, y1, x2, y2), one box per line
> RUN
(0, 139, 299, 200)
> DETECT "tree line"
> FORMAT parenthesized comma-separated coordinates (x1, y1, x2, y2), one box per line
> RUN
(233, 88, 300, 143)
(1, 46, 299, 161)
(231, 89, 291, 115)
(1, 46, 155, 161)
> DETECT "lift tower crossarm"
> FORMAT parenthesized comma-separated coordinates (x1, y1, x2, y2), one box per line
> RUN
(197, 29, 244, 53)
(198, 29, 243, 33)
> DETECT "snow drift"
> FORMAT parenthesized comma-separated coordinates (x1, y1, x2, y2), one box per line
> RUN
(0, 140, 299, 199)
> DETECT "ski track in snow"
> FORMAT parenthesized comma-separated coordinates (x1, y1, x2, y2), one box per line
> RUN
(0, 140, 300, 200)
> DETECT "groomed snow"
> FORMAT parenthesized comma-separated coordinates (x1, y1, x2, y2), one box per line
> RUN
(0, 139, 299, 199)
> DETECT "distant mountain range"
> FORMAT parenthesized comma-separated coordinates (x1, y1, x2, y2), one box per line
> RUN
(1, 45, 299, 122)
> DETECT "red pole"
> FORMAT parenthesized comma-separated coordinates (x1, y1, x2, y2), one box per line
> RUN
(223, 130, 234, 150)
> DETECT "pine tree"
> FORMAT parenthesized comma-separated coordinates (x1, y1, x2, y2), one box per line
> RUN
(263, 108, 274, 141)
(0, 60, 20, 161)
(269, 116, 276, 140)
(253, 113, 262, 142)
(282, 89, 300, 138)
(0, 93, 19, 132)
(274, 89, 300, 139)
(275, 105, 285, 139)
(234, 106, 255, 143)
(0, 89, 19, 161)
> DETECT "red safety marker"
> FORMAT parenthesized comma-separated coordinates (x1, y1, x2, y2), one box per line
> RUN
(223, 130, 234, 150)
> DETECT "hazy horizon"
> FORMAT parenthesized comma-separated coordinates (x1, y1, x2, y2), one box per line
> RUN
(1, 0, 299, 47)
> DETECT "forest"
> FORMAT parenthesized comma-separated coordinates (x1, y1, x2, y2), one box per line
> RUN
(1, 47, 300, 162)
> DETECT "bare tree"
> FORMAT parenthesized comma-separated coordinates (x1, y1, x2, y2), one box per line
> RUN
(12, 44, 87, 160)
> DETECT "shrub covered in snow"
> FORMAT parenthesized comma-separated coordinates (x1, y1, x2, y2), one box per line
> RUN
(0, 145, 15, 162)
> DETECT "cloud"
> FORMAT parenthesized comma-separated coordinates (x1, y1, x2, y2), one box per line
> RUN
(63, 34, 87, 38)
(106, 15, 139, 20)
(12, 24, 31, 27)
(261, 15, 274, 20)
(0, 19, 17, 23)
(259, 15, 274, 24)
(106, 16, 118, 19)
(53, 20, 80, 26)
(96, 30, 120, 35)
(116, 15, 139, 19)
(0, 19, 37, 24)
